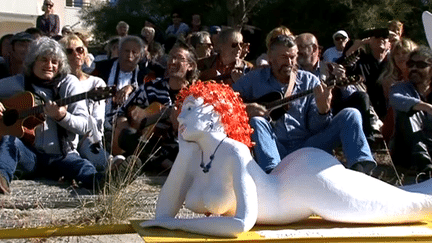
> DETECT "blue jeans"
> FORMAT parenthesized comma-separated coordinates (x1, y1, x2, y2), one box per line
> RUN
(251, 108, 375, 172)
(78, 138, 109, 172)
(0, 136, 103, 189)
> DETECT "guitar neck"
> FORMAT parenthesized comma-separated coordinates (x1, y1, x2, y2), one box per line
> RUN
(265, 89, 314, 110)
(19, 92, 94, 119)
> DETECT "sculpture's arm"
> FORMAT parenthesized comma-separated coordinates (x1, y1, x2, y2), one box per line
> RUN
(153, 138, 198, 218)
(141, 143, 259, 237)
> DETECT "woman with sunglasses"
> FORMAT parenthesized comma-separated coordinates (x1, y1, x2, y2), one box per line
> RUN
(36, 0, 60, 37)
(59, 34, 108, 171)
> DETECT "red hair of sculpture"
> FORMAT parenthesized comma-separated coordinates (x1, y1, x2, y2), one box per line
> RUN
(176, 81, 254, 148)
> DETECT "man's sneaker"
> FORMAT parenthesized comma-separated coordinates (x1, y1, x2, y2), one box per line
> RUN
(350, 160, 377, 175)
(0, 174, 10, 195)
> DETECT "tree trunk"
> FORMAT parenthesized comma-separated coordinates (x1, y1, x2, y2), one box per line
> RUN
(226, 0, 260, 29)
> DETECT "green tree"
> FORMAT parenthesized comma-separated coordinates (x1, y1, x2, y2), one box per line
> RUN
(81, 0, 432, 49)
(80, 0, 261, 43)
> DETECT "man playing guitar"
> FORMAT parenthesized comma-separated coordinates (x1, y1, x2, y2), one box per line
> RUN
(232, 35, 376, 175)
(112, 40, 199, 173)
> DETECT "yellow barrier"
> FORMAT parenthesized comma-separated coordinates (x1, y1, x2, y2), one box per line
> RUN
(0, 224, 135, 239)
(130, 217, 432, 243)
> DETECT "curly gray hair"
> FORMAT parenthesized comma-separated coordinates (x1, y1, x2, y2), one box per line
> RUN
(23, 36, 70, 78)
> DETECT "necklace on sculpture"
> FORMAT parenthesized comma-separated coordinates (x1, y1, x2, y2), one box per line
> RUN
(200, 137, 227, 173)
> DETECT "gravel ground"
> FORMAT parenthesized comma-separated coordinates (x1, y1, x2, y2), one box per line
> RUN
(0, 175, 200, 242)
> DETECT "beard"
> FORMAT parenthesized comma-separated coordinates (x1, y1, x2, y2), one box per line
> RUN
(279, 65, 292, 75)
(409, 70, 423, 83)
(297, 55, 307, 67)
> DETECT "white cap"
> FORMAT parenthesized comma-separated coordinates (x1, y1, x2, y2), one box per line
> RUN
(333, 30, 348, 40)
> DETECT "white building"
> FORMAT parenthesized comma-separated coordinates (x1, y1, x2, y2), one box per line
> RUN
(0, 0, 105, 38)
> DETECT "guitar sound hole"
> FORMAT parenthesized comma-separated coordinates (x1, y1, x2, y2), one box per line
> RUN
(3, 109, 19, 126)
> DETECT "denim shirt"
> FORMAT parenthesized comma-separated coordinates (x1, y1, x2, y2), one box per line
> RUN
(232, 67, 332, 149)
(389, 81, 422, 113)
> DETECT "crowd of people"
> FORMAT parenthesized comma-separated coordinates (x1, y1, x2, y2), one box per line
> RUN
(0, 0, 431, 198)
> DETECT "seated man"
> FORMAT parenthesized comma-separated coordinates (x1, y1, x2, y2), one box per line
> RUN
(296, 32, 377, 143)
(389, 46, 432, 178)
(344, 27, 391, 121)
(0, 32, 34, 79)
(112, 41, 199, 172)
(322, 30, 350, 63)
(92, 35, 151, 151)
(0, 37, 105, 193)
(188, 31, 213, 60)
(232, 35, 376, 174)
(198, 28, 253, 86)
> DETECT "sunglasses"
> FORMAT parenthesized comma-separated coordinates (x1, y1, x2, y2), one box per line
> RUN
(66, 46, 85, 55)
(270, 35, 296, 48)
(231, 42, 244, 48)
(45, 4, 53, 7)
(335, 37, 346, 41)
(407, 60, 432, 69)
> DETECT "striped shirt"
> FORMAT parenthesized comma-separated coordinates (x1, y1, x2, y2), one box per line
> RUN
(118, 77, 173, 117)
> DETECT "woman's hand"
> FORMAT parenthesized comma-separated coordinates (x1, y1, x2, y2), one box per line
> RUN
(44, 100, 67, 121)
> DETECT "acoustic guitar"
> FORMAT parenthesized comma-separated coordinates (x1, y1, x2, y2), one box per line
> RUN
(0, 86, 115, 144)
(249, 75, 363, 121)
(111, 102, 174, 155)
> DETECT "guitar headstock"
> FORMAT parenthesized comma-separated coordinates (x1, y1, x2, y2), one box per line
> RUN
(87, 86, 116, 101)
(342, 49, 362, 68)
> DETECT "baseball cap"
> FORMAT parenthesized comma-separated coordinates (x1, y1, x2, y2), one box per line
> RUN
(10, 32, 34, 44)
(332, 30, 348, 40)
(209, 26, 221, 35)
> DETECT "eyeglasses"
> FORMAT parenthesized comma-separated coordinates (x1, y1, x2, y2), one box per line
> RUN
(45, 4, 53, 8)
(66, 46, 85, 55)
(231, 42, 243, 48)
(200, 43, 213, 48)
(335, 37, 346, 41)
(407, 60, 432, 69)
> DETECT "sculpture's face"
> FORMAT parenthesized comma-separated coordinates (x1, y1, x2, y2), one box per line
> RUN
(178, 96, 218, 141)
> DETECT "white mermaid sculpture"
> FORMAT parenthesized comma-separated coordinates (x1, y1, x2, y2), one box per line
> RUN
(140, 81, 432, 237)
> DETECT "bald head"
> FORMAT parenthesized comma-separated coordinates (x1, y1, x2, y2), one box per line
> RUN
(296, 33, 318, 46)
(296, 33, 319, 72)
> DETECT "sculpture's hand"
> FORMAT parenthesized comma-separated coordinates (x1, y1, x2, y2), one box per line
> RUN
(140, 219, 176, 230)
